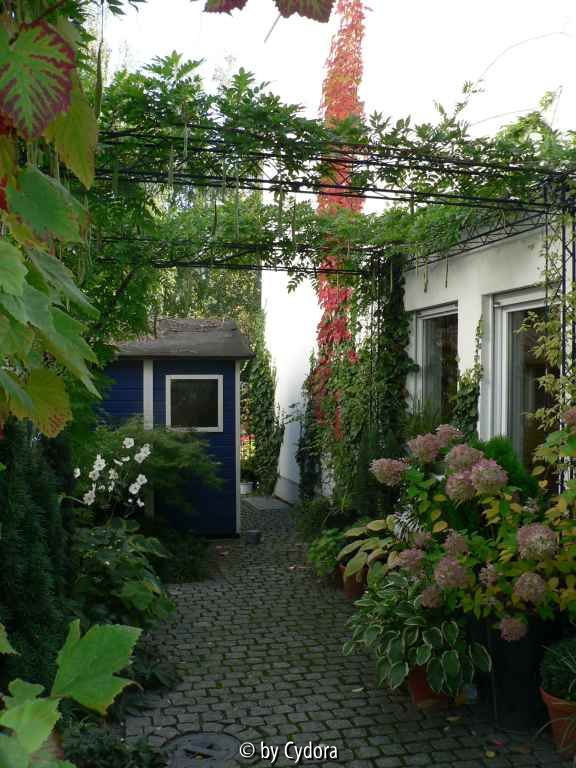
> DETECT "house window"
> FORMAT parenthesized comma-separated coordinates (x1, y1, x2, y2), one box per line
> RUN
(165, 375, 223, 432)
(416, 306, 459, 421)
(493, 290, 555, 466)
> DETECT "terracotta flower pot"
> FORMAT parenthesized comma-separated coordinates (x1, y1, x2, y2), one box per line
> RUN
(407, 666, 451, 710)
(338, 563, 366, 600)
(540, 688, 576, 756)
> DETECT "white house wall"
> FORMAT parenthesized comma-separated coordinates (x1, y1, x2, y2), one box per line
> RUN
(404, 229, 545, 440)
(262, 271, 321, 503)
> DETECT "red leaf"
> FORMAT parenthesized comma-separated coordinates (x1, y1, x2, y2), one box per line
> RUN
(204, 0, 249, 12)
(275, 0, 335, 22)
(0, 20, 75, 140)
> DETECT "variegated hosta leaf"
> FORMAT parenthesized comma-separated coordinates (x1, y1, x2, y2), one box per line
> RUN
(204, 0, 248, 12)
(274, 0, 335, 22)
(0, 21, 75, 140)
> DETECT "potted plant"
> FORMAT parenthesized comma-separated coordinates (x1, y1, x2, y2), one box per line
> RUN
(540, 637, 576, 756)
(336, 518, 393, 600)
(344, 569, 491, 708)
(240, 454, 257, 495)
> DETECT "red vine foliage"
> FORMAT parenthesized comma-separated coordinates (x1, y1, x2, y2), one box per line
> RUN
(313, 0, 365, 434)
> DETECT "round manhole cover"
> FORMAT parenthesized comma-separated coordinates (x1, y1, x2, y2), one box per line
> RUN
(164, 732, 241, 767)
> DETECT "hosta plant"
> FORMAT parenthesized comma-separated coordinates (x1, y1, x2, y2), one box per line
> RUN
(337, 518, 394, 579)
(343, 569, 491, 696)
(0, 620, 140, 768)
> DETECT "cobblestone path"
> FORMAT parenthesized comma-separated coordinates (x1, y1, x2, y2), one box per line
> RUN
(127, 502, 570, 767)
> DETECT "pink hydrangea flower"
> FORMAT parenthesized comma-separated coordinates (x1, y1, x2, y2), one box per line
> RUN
(562, 406, 576, 429)
(513, 572, 547, 604)
(413, 531, 432, 548)
(517, 523, 558, 559)
(446, 471, 476, 503)
(443, 530, 469, 556)
(445, 444, 484, 473)
(434, 556, 470, 590)
(470, 459, 508, 495)
(407, 433, 442, 464)
(435, 424, 464, 448)
(421, 584, 442, 608)
(370, 458, 410, 487)
(499, 617, 528, 642)
(479, 564, 498, 587)
(397, 548, 426, 574)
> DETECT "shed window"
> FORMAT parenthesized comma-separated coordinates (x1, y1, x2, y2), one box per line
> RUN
(166, 375, 223, 432)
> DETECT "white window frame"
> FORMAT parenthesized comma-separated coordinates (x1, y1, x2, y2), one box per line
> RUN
(490, 286, 545, 442)
(412, 303, 458, 406)
(165, 374, 224, 433)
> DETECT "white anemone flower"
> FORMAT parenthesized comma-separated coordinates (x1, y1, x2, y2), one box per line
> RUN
(73, 467, 81, 479)
(129, 482, 140, 495)
(88, 469, 100, 482)
(136, 499, 145, 508)
(108, 469, 119, 480)
(122, 456, 130, 463)
(93, 454, 106, 471)
(83, 487, 96, 506)
(113, 459, 123, 467)
(136, 474, 147, 486)
(123, 437, 135, 449)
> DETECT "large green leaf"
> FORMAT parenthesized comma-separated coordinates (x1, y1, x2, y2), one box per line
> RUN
(44, 80, 97, 189)
(275, 0, 335, 21)
(2, 679, 44, 709)
(6, 168, 87, 243)
(0, 734, 28, 768)
(470, 642, 492, 673)
(0, 242, 27, 296)
(23, 369, 72, 438)
(441, 650, 461, 682)
(0, 315, 34, 360)
(388, 661, 409, 689)
(205, 0, 248, 11)
(27, 249, 98, 318)
(51, 621, 141, 714)
(0, 21, 75, 140)
(0, 696, 60, 754)
(0, 369, 35, 414)
(0, 623, 16, 655)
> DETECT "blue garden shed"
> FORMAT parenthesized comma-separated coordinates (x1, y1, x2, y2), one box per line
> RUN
(104, 318, 254, 536)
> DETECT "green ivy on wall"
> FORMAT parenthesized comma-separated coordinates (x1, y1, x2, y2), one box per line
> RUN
(246, 314, 285, 496)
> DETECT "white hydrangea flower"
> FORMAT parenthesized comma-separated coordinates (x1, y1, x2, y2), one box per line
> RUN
(73, 467, 81, 479)
(93, 454, 106, 471)
(83, 487, 96, 506)
(123, 437, 135, 449)
(88, 469, 100, 482)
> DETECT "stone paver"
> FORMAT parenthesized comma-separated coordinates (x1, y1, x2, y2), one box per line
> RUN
(127, 502, 570, 767)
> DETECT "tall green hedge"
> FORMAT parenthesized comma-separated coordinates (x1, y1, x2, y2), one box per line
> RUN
(0, 421, 69, 686)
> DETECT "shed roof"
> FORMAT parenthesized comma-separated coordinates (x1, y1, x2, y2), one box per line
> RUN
(114, 318, 254, 360)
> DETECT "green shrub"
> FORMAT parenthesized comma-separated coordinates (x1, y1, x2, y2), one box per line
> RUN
(308, 528, 345, 578)
(75, 418, 222, 521)
(0, 421, 69, 687)
(291, 496, 333, 541)
(61, 721, 166, 768)
(140, 517, 212, 583)
(474, 436, 539, 498)
(541, 636, 576, 701)
(71, 518, 175, 629)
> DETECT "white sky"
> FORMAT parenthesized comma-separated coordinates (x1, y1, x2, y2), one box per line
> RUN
(105, 0, 576, 135)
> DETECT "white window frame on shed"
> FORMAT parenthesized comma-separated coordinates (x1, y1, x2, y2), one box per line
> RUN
(412, 302, 458, 406)
(165, 374, 224, 433)
(487, 286, 545, 445)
